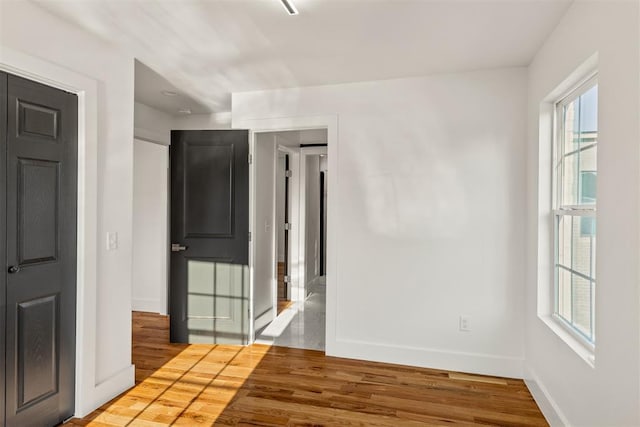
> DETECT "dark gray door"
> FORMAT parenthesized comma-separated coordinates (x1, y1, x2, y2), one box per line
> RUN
(170, 130, 249, 344)
(4, 74, 77, 426)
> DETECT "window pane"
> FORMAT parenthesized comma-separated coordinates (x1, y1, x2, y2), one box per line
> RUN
(563, 85, 598, 152)
(557, 267, 572, 321)
(560, 146, 597, 206)
(571, 274, 593, 340)
(579, 85, 598, 135)
(580, 171, 597, 204)
(557, 215, 595, 280)
(560, 84, 598, 207)
(556, 268, 594, 342)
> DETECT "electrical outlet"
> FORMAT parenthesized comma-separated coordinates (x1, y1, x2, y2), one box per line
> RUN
(459, 315, 471, 332)
(107, 232, 118, 251)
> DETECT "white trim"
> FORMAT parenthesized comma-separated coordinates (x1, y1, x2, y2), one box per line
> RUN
(524, 366, 570, 427)
(248, 131, 255, 343)
(0, 46, 134, 417)
(277, 145, 301, 303)
(234, 115, 338, 355)
(80, 364, 135, 418)
(539, 315, 595, 367)
(249, 132, 279, 337)
(131, 298, 163, 314)
(298, 146, 328, 302)
(332, 337, 525, 379)
(538, 53, 599, 370)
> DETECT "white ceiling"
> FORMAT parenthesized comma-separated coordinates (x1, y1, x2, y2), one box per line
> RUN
(36, 0, 572, 114)
(135, 61, 211, 115)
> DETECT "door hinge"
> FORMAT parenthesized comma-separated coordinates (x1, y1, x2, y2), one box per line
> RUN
(284, 275, 290, 283)
(248, 231, 252, 241)
(285, 170, 292, 178)
(248, 153, 253, 164)
(284, 223, 291, 230)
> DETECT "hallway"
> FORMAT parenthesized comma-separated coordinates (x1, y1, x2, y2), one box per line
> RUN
(256, 277, 326, 351)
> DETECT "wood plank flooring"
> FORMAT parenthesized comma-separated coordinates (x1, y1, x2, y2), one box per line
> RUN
(66, 312, 548, 426)
(277, 262, 291, 315)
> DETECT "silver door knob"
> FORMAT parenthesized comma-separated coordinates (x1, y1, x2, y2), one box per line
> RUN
(171, 243, 188, 252)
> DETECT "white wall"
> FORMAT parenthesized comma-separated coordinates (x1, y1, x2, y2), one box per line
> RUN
(304, 155, 321, 288)
(0, 0, 135, 414)
(253, 134, 277, 331)
(132, 139, 168, 315)
(174, 112, 231, 130)
(233, 68, 528, 377)
(134, 102, 175, 145)
(525, 2, 640, 426)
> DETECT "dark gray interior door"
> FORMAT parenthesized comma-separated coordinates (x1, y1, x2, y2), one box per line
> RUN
(170, 130, 249, 344)
(4, 74, 77, 426)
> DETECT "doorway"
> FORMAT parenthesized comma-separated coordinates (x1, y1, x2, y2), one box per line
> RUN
(252, 130, 328, 351)
(0, 72, 78, 426)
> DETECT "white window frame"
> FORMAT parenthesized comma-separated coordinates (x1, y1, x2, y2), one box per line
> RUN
(551, 74, 598, 351)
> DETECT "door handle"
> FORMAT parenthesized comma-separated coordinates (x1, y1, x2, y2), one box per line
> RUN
(8, 265, 20, 274)
(171, 243, 188, 252)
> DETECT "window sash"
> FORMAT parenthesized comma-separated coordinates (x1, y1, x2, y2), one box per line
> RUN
(554, 208, 595, 216)
(552, 75, 598, 346)
(553, 213, 596, 344)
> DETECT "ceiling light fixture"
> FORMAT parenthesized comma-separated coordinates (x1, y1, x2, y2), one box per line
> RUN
(178, 108, 192, 114)
(279, 0, 298, 15)
(161, 90, 178, 97)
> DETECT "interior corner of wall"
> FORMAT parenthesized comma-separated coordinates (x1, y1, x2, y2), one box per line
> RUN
(523, 365, 569, 427)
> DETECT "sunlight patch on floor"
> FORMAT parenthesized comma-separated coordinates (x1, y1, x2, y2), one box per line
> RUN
(256, 301, 299, 340)
(85, 344, 270, 426)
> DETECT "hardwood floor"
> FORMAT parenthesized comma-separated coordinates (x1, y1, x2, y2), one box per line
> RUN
(66, 312, 548, 426)
(277, 299, 294, 315)
(277, 262, 291, 315)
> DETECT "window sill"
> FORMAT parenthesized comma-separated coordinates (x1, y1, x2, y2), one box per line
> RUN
(539, 315, 595, 368)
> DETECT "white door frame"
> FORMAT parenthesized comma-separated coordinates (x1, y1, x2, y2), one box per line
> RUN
(0, 47, 134, 417)
(276, 144, 300, 304)
(235, 115, 338, 354)
(298, 146, 328, 303)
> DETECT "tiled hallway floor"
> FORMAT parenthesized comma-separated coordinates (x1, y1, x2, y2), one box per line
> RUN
(256, 278, 326, 351)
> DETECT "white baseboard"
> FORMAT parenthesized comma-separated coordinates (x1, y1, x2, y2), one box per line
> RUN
(76, 364, 135, 418)
(327, 338, 524, 379)
(524, 366, 568, 427)
(132, 297, 163, 314)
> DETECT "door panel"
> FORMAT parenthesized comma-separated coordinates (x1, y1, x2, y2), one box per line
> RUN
(17, 295, 58, 408)
(18, 159, 59, 264)
(184, 144, 234, 237)
(5, 74, 77, 427)
(170, 130, 249, 345)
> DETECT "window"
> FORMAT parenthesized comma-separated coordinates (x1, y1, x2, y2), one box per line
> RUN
(553, 77, 598, 345)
